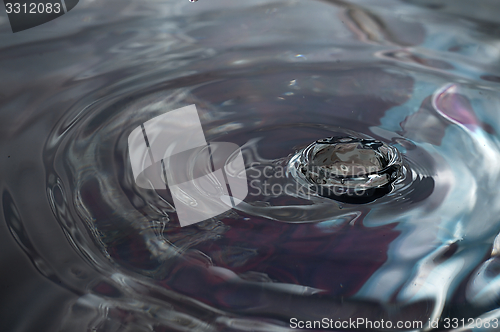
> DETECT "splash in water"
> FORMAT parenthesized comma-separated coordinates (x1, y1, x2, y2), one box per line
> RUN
(290, 136, 403, 203)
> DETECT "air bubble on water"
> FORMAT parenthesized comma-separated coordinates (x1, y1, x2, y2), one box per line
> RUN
(289, 136, 403, 203)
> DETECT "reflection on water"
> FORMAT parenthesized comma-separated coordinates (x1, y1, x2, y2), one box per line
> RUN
(3, 0, 500, 331)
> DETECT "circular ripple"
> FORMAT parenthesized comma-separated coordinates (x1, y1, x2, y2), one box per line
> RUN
(42, 63, 500, 331)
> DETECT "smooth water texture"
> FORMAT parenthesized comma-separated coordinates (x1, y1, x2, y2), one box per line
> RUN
(3, 0, 500, 331)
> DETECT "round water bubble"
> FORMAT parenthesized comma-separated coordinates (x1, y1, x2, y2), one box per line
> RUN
(292, 136, 403, 203)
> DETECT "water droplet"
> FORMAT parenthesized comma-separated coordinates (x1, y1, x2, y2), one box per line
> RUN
(289, 136, 403, 203)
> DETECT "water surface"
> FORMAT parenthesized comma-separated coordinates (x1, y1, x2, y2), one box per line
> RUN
(2, 0, 500, 331)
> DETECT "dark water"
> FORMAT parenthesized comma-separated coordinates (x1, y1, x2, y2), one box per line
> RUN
(3, 0, 500, 331)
